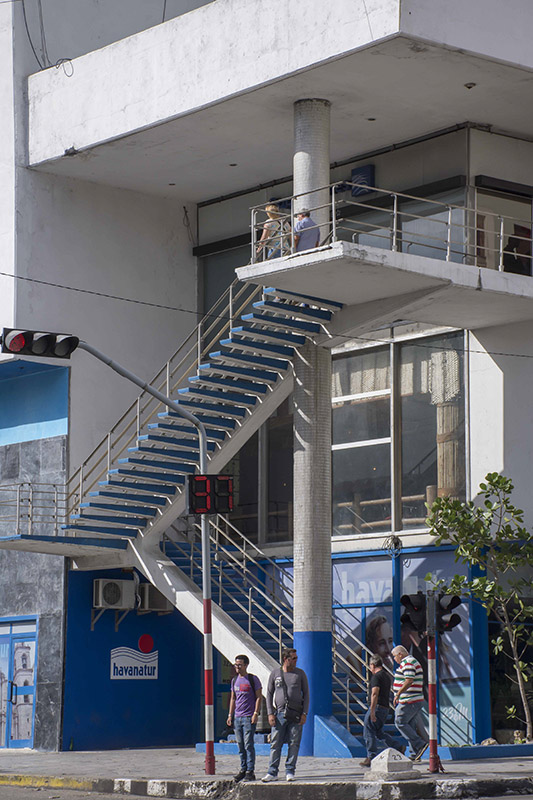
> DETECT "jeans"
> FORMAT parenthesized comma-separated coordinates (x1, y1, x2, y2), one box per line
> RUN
(234, 716, 256, 773)
(394, 700, 427, 755)
(363, 705, 399, 758)
(267, 711, 303, 776)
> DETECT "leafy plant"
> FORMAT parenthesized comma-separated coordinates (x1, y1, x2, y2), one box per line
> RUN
(425, 473, 533, 741)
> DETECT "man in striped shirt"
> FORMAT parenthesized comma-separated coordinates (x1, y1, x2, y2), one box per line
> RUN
(391, 646, 428, 761)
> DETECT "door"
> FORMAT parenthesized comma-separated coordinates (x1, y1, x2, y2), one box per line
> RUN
(0, 620, 37, 748)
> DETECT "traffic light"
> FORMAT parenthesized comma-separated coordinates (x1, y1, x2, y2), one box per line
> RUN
(1, 329, 79, 359)
(436, 594, 462, 633)
(187, 474, 234, 515)
(400, 591, 427, 634)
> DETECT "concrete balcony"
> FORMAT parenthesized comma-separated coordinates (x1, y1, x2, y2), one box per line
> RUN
(27, 0, 533, 200)
(237, 183, 533, 337)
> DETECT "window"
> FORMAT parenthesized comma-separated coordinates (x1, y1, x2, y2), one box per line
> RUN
(332, 332, 466, 536)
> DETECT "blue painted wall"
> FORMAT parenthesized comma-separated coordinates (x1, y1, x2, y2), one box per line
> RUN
(62, 570, 202, 750)
(0, 362, 68, 445)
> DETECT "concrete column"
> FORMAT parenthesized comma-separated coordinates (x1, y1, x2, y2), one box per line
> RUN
(293, 342, 332, 755)
(293, 99, 331, 245)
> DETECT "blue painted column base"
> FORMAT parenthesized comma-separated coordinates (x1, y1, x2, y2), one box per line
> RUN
(293, 630, 332, 756)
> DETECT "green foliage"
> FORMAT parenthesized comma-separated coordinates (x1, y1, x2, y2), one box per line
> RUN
(425, 473, 533, 740)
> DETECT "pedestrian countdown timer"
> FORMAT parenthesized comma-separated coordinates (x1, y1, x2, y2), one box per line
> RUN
(187, 474, 234, 514)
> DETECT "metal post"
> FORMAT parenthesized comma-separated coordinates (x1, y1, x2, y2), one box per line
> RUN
(290, 195, 295, 253)
(391, 194, 398, 251)
(166, 361, 171, 412)
(278, 615, 283, 662)
(251, 207, 256, 264)
(16, 484, 21, 536)
(136, 397, 141, 438)
(76, 340, 216, 775)
(248, 588, 253, 635)
(426, 591, 442, 773)
(229, 283, 234, 331)
(498, 216, 505, 271)
(346, 680, 349, 728)
(107, 433, 112, 472)
(446, 207, 453, 261)
(331, 184, 337, 243)
(197, 319, 203, 367)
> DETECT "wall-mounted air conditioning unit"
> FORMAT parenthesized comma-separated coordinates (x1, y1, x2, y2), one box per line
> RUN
(139, 583, 173, 612)
(93, 579, 136, 610)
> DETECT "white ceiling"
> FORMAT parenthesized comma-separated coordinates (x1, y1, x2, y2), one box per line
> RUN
(31, 36, 533, 203)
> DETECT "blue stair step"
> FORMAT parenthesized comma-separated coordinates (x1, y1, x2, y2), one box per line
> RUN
(189, 375, 269, 396)
(138, 434, 218, 451)
(253, 300, 332, 322)
(108, 468, 187, 485)
(209, 349, 290, 372)
(117, 457, 196, 474)
(160, 411, 237, 430)
(90, 490, 169, 506)
(80, 501, 158, 517)
(263, 287, 344, 311)
(148, 422, 227, 442)
(168, 398, 248, 419)
(230, 325, 307, 347)
(71, 512, 147, 527)
(178, 387, 258, 407)
(62, 523, 139, 537)
(219, 337, 295, 359)
(198, 362, 279, 384)
(99, 479, 178, 495)
(127, 446, 199, 463)
(240, 312, 320, 335)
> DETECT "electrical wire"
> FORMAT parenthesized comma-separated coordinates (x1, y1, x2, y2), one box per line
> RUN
(21, 0, 44, 69)
(2, 267, 533, 363)
(162, 0, 167, 23)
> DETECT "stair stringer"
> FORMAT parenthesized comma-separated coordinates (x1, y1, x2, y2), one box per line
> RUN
(127, 535, 278, 688)
(139, 370, 294, 545)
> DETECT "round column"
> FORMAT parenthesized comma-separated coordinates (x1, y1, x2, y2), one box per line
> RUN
(293, 342, 332, 755)
(293, 99, 331, 244)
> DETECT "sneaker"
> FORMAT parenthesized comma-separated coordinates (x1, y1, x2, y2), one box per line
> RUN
(244, 772, 256, 781)
(413, 743, 429, 761)
(396, 744, 406, 755)
(233, 770, 246, 782)
(261, 774, 277, 782)
(286, 773, 296, 782)
(359, 757, 372, 767)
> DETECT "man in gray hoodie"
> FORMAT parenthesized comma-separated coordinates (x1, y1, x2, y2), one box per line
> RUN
(261, 648, 309, 783)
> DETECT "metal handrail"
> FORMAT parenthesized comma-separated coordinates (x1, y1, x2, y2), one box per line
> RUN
(0, 482, 68, 538)
(65, 279, 262, 521)
(251, 180, 533, 272)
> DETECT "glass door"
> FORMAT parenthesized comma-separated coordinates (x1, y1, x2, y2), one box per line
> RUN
(0, 620, 37, 748)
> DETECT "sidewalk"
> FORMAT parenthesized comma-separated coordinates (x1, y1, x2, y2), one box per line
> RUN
(0, 747, 532, 799)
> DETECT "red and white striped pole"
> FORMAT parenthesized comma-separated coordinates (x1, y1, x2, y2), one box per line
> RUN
(426, 592, 442, 774)
(200, 489, 215, 774)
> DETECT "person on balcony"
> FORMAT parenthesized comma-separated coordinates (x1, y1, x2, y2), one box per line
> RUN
(262, 648, 309, 783)
(227, 654, 262, 782)
(503, 230, 532, 276)
(294, 209, 320, 252)
(256, 204, 291, 260)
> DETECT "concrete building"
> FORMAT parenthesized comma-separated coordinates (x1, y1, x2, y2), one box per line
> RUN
(0, 0, 532, 753)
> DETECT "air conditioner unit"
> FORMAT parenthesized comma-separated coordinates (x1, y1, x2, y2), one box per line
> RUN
(93, 579, 136, 610)
(139, 583, 173, 612)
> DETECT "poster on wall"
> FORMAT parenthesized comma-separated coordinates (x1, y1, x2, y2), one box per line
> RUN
(110, 635, 158, 680)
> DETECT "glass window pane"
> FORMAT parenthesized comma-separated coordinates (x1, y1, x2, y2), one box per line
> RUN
(267, 398, 293, 543)
(332, 348, 390, 398)
(222, 432, 258, 540)
(332, 443, 391, 536)
(333, 396, 390, 446)
(476, 190, 532, 273)
(400, 189, 466, 263)
(11, 623, 36, 634)
(400, 333, 465, 529)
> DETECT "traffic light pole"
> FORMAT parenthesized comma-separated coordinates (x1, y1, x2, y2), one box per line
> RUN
(77, 341, 216, 775)
(426, 591, 443, 774)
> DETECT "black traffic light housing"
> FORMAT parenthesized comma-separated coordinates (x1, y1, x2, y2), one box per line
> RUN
(1, 329, 79, 359)
(400, 590, 427, 634)
(436, 594, 462, 633)
(187, 474, 234, 515)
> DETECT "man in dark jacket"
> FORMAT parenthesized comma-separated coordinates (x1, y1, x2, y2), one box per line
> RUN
(360, 654, 402, 767)
(261, 648, 309, 782)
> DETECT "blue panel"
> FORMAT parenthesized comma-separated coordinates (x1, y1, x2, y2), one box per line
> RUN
(314, 715, 365, 758)
(293, 630, 332, 756)
(62, 570, 202, 750)
(0, 364, 68, 445)
(469, 565, 492, 742)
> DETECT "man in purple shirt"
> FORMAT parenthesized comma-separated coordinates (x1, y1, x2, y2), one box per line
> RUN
(227, 654, 262, 782)
(294, 209, 320, 252)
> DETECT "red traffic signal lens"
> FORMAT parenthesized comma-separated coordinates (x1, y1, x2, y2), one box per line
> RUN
(5, 332, 27, 352)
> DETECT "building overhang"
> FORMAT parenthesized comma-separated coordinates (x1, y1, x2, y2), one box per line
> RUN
(237, 242, 533, 337)
(0, 533, 129, 558)
(26, 0, 533, 200)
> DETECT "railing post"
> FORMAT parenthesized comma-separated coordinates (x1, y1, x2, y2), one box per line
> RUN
(291, 195, 295, 253)
(28, 483, 33, 536)
(346, 679, 350, 728)
(229, 283, 234, 331)
(498, 216, 505, 271)
(197, 318, 202, 366)
(446, 206, 453, 261)
(278, 615, 283, 662)
(107, 432, 112, 472)
(331, 184, 337, 243)
(79, 465, 84, 514)
(219, 561, 222, 606)
(251, 207, 256, 264)
(136, 397, 141, 438)
(53, 484, 58, 537)
(391, 194, 398, 251)
(16, 484, 21, 536)
(166, 361, 171, 412)
(248, 588, 252, 635)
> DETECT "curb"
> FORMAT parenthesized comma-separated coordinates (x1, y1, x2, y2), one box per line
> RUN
(0, 773, 532, 799)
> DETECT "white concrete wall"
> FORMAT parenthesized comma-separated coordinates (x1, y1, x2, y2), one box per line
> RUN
(468, 322, 533, 526)
(28, 0, 401, 164)
(0, 3, 15, 333)
(14, 170, 197, 470)
(469, 129, 533, 188)
(401, 0, 533, 70)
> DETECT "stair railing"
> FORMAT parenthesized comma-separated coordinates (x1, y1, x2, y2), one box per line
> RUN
(65, 279, 262, 524)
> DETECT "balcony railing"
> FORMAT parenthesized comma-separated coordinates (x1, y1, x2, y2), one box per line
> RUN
(250, 181, 533, 276)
